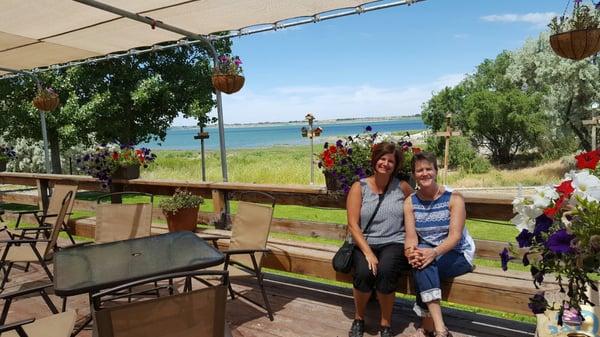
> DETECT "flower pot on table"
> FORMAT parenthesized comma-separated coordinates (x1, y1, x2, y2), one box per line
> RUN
(164, 207, 199, 232)
(550, 28, 600, 61)
(211, 74, 245, 94)
(112, 165, 140, 180)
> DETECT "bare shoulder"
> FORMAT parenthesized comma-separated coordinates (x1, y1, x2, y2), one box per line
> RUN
(449, 190, 465, 206)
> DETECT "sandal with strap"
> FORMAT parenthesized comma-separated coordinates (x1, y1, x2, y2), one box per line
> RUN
(410, 328, 432, 337)
(433, 329, 453, 337)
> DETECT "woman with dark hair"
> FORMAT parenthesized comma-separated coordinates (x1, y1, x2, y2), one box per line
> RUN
(404, 152, 475, 337)
(347, 142, 413, 337)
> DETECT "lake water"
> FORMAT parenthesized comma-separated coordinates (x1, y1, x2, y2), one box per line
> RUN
(141, 119, 425, 150)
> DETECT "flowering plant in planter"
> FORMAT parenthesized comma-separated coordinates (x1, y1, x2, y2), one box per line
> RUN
(0, 144, 16, 163)
(212, 54, 245, 94)
(317, 127, 414, 193)
(548, 1, 600, 60)
(505, 149, 600, 324)
(76, 143, 156, 186)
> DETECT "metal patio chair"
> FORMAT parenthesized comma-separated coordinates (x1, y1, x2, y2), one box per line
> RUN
(93, 270, 229, 337)
(0, 191, 72, 289)
(208, 192, 276, 321)
(6, 183, 78, 245)
(94, 192, 153, 244)
(0, 283, 75, 337)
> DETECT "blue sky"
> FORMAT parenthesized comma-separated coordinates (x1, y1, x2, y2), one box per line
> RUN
(174, 0, 565, 126)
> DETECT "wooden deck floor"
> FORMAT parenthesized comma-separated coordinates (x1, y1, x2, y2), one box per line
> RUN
(2, 261, 536, 337)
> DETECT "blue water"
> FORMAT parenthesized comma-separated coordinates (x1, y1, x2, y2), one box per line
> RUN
(141, 119, 425, 150)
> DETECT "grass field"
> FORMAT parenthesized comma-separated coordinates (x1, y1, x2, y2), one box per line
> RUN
(142, 147, 568, 188)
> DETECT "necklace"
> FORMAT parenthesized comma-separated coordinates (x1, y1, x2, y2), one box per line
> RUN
(418, 185, 441, 202)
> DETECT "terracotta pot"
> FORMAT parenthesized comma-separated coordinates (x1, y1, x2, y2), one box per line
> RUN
(112, 165, 140, 180)
(0, 160, 6, 172)
(32, 93, 60, 112)
(323, 171, 342, 192)
(164, 207, 199, 232)
(211, 74, 245, 94)
(550, 28, 600, 60)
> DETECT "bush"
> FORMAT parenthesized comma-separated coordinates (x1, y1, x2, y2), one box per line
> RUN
(425, 136, 489, 172)
(463, 156, 492, 174)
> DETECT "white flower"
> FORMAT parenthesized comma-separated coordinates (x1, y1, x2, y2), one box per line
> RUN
(532, 186, 559, 209)
(511, 197, 543, 232)
(571, 170, 600, 202)
(373, 133, 392, 145)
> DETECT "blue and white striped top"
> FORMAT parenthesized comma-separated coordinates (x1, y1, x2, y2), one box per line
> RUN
(411, 187, 475, 265)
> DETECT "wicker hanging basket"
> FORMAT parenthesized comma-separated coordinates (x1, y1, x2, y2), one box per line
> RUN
(211, 74, 245, 94)
(549, 28, 600, 60)
(32, 90, 60, 112)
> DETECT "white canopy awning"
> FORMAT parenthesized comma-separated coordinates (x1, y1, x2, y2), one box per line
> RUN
(0, 0, 418, 76)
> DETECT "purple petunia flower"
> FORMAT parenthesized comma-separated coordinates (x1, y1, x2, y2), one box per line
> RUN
(522, 252, 530, 266)
(533, 214, 552, 243)
(365, 126, 372, 132)
(347, 148, 353, 155)
(516, 229, 534, 248)
(546, 229, 576, 254)
(336, 140, 343, 147)
(500, 248, 514, 271)
(528, 292, 547, 314)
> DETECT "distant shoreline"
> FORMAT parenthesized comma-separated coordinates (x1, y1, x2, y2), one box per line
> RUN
(173, 115, 422, 129)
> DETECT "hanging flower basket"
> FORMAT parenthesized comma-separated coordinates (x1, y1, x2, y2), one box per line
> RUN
(32, 88, 60, 112)
(211, 74, 245, 94)
(549, 28, 600, 61)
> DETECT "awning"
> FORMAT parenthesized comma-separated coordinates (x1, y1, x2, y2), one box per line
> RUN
(0, 0, 418, 76)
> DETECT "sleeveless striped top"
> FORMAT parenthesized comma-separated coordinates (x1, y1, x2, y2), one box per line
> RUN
(411, 187, 475, 265)
(357, 177, 406, 245)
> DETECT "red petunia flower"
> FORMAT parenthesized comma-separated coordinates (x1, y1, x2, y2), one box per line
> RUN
(575, 150, 600, 170)
(544, 195, 566, 217)
(555, 180, 574, 198)
(112, 152, 119, 160)
(329, 145, 337, 154)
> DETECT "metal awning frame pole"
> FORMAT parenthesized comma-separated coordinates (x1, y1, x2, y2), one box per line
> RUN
(72, 0, 231, 220)
(0, 66, 51, 174)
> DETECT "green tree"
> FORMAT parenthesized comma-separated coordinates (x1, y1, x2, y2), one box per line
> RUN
(422, 51, 547, 164)
(506, 32, 600, 151)
(0, 41, 231, 173)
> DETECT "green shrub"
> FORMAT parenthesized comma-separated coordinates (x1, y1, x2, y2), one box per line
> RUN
(464, 156, 492, 174)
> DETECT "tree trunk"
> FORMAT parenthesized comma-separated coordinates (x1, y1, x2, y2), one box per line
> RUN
(48, 129, 62, 174)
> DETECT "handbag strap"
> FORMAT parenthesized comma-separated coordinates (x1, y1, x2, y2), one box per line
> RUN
(349, 178, 392, 242)
(362, 180, 390, 236)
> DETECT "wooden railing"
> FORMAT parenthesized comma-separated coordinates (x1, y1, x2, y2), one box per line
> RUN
(0, 172, 515, 222)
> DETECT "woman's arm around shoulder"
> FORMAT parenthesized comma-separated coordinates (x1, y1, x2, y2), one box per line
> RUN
(399, 180, 414, 198)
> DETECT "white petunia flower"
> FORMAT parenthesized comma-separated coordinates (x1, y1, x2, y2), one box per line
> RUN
(571, 170, 600, 202)
(532, 186, 559, 209)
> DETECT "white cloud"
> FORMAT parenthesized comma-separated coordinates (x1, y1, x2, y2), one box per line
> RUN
(481, 12, 557, 28)
(173, 73, 466, 126)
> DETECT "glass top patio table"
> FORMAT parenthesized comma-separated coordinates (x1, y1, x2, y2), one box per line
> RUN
(53, 231, 224, 296)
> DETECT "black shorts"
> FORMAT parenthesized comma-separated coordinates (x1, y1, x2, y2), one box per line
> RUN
(352, 243, 410, 294)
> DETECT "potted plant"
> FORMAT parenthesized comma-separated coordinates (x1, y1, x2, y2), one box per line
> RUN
(159, 189, 203, 232)
(0, 144, 16, 172)
(505, 149, 600, 327)
(32, 87, 60, 112)
(76, 143, 156, 187)
(211, 54, 245, 94)
(548, 1, 600, 60)
(317, 126, 415, 193)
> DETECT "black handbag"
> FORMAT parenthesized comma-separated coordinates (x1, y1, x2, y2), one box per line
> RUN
(332, 182, 389, 273)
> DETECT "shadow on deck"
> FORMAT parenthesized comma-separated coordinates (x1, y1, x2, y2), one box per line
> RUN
(2, 261, 535, 337)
